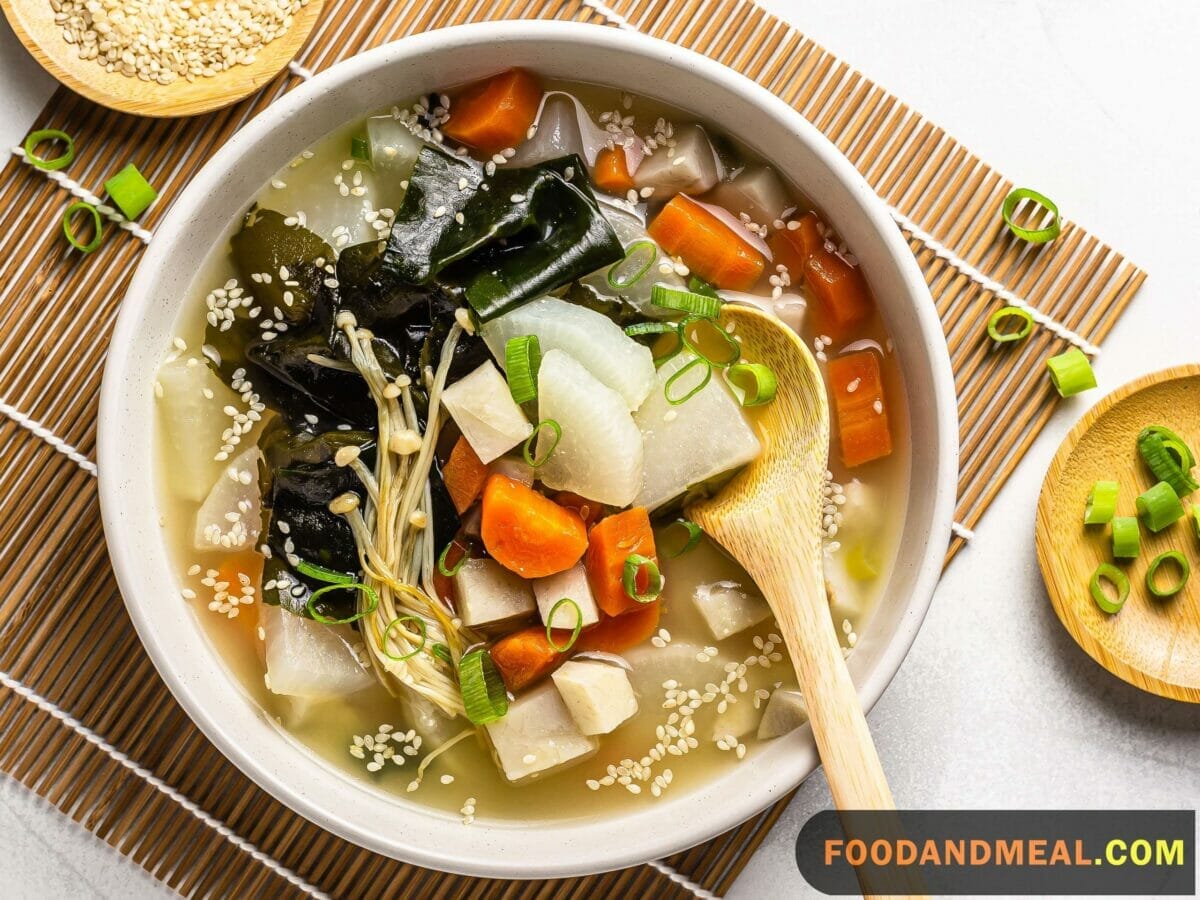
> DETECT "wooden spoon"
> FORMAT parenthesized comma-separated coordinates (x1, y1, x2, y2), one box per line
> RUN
(688, 303, 896, 812)
(0, 0, 323, 117)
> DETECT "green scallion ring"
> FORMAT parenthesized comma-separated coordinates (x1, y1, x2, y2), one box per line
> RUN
(104, 163, 157, 220)
(607, 240, 657, 290)
(1001, 187, 1061, 244)
(1145, 550, 1190, 599)
(1083, 480, 1118, 525)
(652, 283, 723, 318)
(23, 128, 75, 171)
(523, 418, 562, 467)
(1089, 562, 1129, 615)
(1046, 347, 1096, 397)
(459, 648, 508, 725)
(545, 598, 584, 653)
(680, 315, 740, 367)
(306, 581, 379, 625)
(986, 306, 1034, 344)
(1141, 425, 1195, 470)
(664, 356, 712, 405)
(431, 642, 452, 664)
(1111, 516, 1140, 559)
(726, 362, 778, 407)
(351, 135, 371, 163)
(662, 518, 703, 558)
(688, 275, 720, 298)
(624, 321, 679, 337)
(296, 559, 356, 585)
(1136, 481, 1185, 533)
(622, 553, 663, 604)
(381, 614, 428, 661)
(62, 201, 102, 253)
(1137, 429, 1198, 497)
(437, 542, 468, 577)
(504, 334, 541, 404)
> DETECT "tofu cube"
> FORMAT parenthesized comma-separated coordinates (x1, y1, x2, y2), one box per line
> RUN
(441, 361, 532, 464)
(453, 558, 536, 627)
(533, 563, 600, 630)
(551, 660, 638, 735)
(693, 579, 771, 641)
(634, 123, 723, 197)
(757, 689, 808, 740)
(485, 682, 598, 781)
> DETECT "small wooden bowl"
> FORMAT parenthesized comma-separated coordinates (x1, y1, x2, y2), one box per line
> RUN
(0, 0, 323, 117)
(1037, 365, 1200, 703)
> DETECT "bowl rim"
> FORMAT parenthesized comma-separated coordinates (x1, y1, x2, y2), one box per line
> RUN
(98, 19, 959, 878)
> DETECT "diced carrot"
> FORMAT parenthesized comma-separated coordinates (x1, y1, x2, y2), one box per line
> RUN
(210, 552, 264, 651)
(647, 195, 765, 291)
(490, 625, 564, 691)
(593, 147, 635, 195)
(585, 508, 658, 617)
(443, 437, 489, 515)
(442, 69, 542, 156)
(771, 212, 874, 342)
(481, 474, 588, 578)
(552, 491, 606, 530)
(828, 350, 893, 467)
(575, 603, 660, 654)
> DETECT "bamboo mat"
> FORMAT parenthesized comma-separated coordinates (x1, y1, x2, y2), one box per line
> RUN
(0, 0, 1145, 896)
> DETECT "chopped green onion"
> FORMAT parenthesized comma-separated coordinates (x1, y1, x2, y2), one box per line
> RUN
(1137, 427, 1197, 497)
(306, 582, 379, 625)
(104, 163, 157, 220)
(296, 559, 356, 585)
(1193, 505, 1200, 541)
(681, 315, 740, 367)
(1111, 516, 1140, 559)
(350, 135, 371, 163)
(726, 362, 778, 407)
(662, 518, 703, 558)
(23, 129, 74, 171)
(1001, 187, 1061, 244)
(1089, 562, 1129, 614)
(62, 202, 102, 253)
(986, 306, 1034, 344)
(1083, 480, 1118, 525)
(1046, 348, 1096, 397)
(622, 554, 663, 604)
(459, 648, 508, 724)
(625, 321, 679, 337)
(652, 283, 723, 318)
(504, 334, 541, 404)
(1141, 425, 1195, 470)
(1145, 550, 1190, 599)
(607, 240, 657, 289)
(381, 615, 427, 661)
(431, 642, 452, 664)
(437, 541, 467, 577)
(688, 275, 720, 298)
(1136, 481, 1185, 533)
(545, 598, 584, 652)
(523, 418, 562, 467)
(664, 357, 712, 405)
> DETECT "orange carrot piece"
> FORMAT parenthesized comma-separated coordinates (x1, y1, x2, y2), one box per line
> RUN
(585, 508, 658, 617)
(828, 350, 893, 467)
(772, 212, 874, 342)
(593, 147, 635, 195)
(647, 195, 765, 291)
(442, 69, 542, 156)
(552, 491, 606, 530)
(443, 437, 489, 514)
(209, 552, 264, 652)
(575, 603, 660, 654)
(481, 474, 588, 578)
(490, 626, 564, 691)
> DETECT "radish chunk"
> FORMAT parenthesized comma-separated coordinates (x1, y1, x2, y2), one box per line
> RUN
(441, 361, 533, 464)
(157, 358, 245, 502)
(692, 579, 771, 640)
(482, 297, 655, 410)
(757, 689, 808, 740)
(534, 563, 600, 629)
(260, 604, 373, 699)
(706, 165, 791, 226)
(551, 660, 638, 735)
(485, 682, 598, 782)
(635, 124, 723, 197)
(193, 445, 262, 552)
(366, 114, 422, 185)
(633, 353, 761, 510)
(536, 350, 644, 507)
(453, 557, 537, 627)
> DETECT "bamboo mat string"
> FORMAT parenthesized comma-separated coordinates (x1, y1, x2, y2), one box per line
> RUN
(0, 398, 97, 475)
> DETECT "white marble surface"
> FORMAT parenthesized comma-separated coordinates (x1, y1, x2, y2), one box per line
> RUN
(1, 1, 1198, 897)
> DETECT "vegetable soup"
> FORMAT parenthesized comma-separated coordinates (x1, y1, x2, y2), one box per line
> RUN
(154, 70, 909, 822)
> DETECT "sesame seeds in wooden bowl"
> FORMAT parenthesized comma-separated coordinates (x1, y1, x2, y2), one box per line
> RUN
(0, 0, 324, 117)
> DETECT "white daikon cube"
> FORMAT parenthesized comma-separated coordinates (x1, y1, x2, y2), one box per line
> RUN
(757, 689, 808, 740)
(533, 563, 600, 629)
(193, 445, 262, 552)
(485, 682, 598, 781)
(441, 361, 533, 464)
(157, 358, 243, 502)
(453, 558, 536, 627)
(551, 660, 639, 735)
(634, 124, 723, 197)
(693, 579, 771, 641)
(261, 604, 373, 699)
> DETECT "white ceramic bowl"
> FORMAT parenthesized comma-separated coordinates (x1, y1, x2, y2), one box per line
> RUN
(99, 21, 957, 878)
